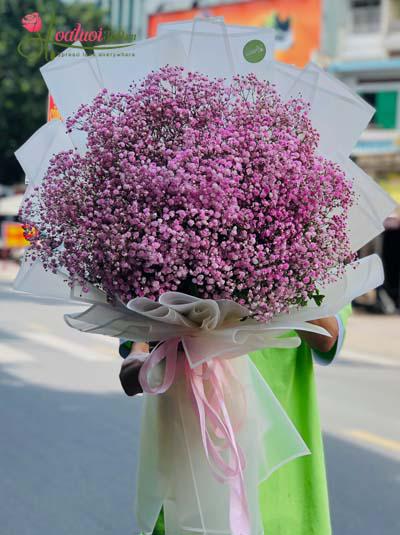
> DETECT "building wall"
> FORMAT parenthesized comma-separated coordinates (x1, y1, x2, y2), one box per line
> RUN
(101, 0, 249, 39)
(328, 1, 400, 129)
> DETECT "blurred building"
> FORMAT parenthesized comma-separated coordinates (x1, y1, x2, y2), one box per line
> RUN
(96, 0, 242, 39)
(100, 0, 323, 65)
(322, 1, 400, 195)
(321, 0, 400, 310)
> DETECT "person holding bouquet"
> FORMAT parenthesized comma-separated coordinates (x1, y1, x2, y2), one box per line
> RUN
(119, 306, 350, 535)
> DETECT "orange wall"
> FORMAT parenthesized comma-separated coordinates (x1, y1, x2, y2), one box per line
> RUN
(148, 0, 321, 67)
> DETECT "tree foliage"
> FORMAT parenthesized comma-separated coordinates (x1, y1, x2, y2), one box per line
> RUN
(0, 0, 108, 185)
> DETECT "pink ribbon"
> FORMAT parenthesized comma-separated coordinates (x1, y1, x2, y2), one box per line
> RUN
(138, 337, 251, 535)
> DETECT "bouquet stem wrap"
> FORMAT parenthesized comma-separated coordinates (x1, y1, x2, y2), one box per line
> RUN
(133, 319, 313, 535)
(139, 339, 251, 535)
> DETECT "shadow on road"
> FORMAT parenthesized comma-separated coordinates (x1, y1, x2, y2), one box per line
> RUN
(0, 365, 142, 535)
(324, 433, 400, 535)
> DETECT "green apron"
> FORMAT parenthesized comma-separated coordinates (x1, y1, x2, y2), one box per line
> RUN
(148, 306, 351, 535)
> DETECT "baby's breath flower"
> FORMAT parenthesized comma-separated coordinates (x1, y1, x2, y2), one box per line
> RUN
(20, 67, 354, 322)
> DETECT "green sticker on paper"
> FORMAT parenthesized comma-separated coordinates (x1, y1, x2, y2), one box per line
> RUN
(243, 39, 266, 63)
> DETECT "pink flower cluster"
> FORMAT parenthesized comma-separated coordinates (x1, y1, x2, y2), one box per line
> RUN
(21, 66, 354, 321)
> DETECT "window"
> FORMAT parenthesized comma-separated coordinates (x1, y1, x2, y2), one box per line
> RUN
(351, 0, 381, 33)
(359, 91, 398, 128)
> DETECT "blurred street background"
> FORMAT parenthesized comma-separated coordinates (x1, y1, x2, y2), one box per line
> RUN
(1, 0, 400, 534)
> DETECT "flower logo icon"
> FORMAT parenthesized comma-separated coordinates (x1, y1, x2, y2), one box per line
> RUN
(21, 12, 42, 33)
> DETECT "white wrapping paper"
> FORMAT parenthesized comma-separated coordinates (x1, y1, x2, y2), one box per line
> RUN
(136, 355, 309, 535)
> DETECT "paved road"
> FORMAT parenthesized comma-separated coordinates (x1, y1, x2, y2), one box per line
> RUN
(316, 357, 400, 535)
(0, 279, 399, 535)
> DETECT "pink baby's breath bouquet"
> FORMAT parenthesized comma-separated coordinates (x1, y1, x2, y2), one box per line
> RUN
(14, 20, 395, 535)
(21, 66, 354, 321)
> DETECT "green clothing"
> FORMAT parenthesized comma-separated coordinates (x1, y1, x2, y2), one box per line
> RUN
(149, 306, 351, 535)
(249, 305, 351, 535)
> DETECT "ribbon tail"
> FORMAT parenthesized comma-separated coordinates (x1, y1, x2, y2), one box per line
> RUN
(186, 358, 252, 535)
(230, 473, 251, 535)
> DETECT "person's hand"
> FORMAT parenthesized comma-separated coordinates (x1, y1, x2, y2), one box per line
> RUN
(296, 317, 339, 353)
(119, 342, 149, 396)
